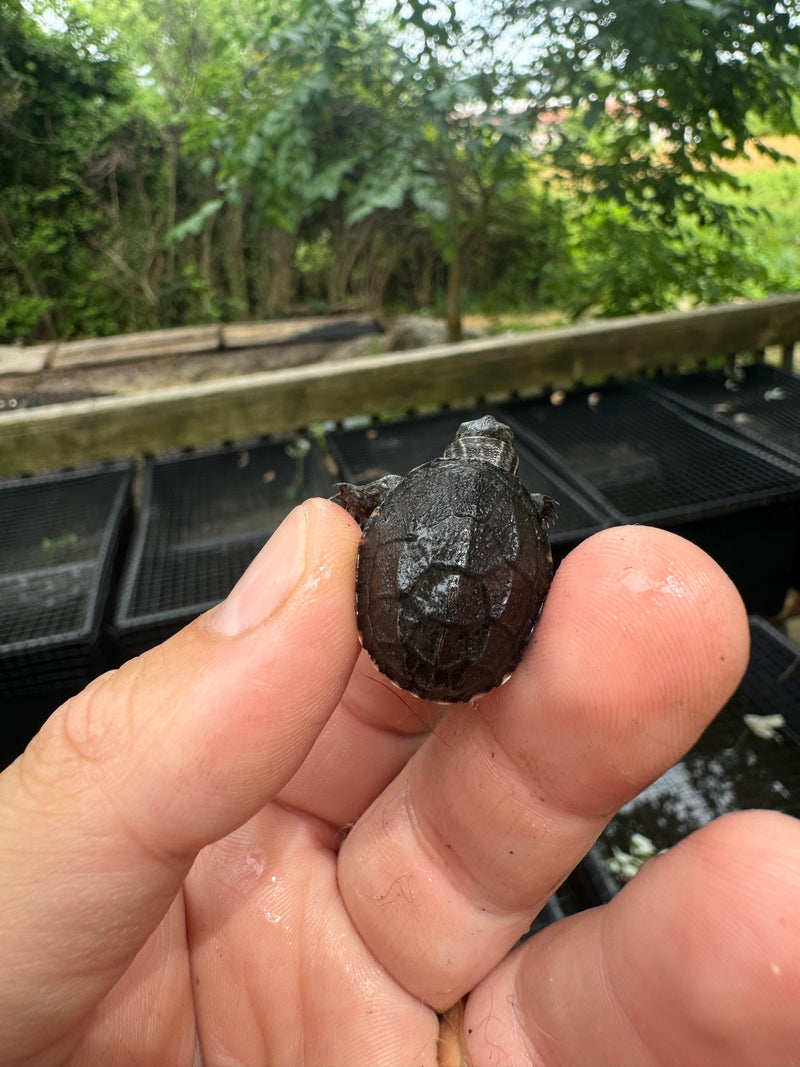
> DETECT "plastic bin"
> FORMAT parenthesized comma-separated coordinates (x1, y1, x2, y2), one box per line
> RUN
(520, 894, 567, 941)
(644, 364, 800, 466)
(580, 616, 800, 903)
(497, 384, 800, 614)
(0, 462, 133, 762)
(113, 437, 334, 658)
(327, 409, 612, 565)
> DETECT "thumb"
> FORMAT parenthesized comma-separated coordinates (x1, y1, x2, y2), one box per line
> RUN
(0, 498, 360, 1049)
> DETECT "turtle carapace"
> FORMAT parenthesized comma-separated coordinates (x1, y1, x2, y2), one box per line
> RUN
(336, 416, 556, 703)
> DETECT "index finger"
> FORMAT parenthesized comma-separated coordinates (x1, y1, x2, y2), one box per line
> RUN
(337, 525, 750, 1009)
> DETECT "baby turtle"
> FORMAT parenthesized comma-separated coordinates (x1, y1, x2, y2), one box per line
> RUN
(336, 416, 556, 703)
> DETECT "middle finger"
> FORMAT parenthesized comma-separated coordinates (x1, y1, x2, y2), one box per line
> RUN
(336, 525, 750, 1010)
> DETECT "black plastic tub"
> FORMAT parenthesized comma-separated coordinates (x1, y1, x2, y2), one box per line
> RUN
(580, 615, 800, 904)
(643, 363, 800, 466)
(112, 437, 334, 658)
(327, 408, 612, 565)
(520, 894, 567, 941)
(496, 384, 800, 615)
(0, 462, 133, 762)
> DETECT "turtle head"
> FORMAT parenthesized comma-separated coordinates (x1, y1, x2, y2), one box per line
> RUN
(444, 416, 519, 475)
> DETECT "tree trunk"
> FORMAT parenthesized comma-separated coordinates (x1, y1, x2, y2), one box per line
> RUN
(200, 214, 215, 316)
(223, 201, 249, 318)
(406, 233, 435, 308)
(329, 218, 375, 307)
(257, 228, 297, 314)
(446, 245, 463, 343)
(164, 128, 180, 281)
(444, 162, 463, 343)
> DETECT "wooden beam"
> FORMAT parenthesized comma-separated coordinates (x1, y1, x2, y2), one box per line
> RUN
(0, 315, 383, 373)
(2, 295, 799, 476)
(0, 344, 54, 376)
(50, 326, 222, 369)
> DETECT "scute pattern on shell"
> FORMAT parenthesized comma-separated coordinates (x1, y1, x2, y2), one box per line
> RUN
(355, 455, 553, 702)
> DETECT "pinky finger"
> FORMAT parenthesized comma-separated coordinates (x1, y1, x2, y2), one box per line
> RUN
(462, 810, 800, 1067)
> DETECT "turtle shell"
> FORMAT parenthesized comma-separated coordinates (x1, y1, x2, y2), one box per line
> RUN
(356, 456, 553, 702)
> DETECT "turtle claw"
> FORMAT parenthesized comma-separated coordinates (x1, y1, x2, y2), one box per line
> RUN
(336, 476, 403, 525)
(531, 493, 558, 528)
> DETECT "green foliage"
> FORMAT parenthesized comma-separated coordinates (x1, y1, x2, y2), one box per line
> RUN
(543, 195, 769, 317)
(494, 0, 800, 315)
(167, 200, 225, 243)
(41, 530, 79, 553)
(294, 234, 335, 297)
(176, 0, 391, 228)
(1, 0, 800, 341)
(0, 1, 131, 339)
(0, 294, 54, 340)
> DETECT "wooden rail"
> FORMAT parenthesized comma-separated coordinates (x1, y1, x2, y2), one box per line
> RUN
(1, 295, 799, 476)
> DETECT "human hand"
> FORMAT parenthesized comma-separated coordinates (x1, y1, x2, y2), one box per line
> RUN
(0, 499, 798, 1066)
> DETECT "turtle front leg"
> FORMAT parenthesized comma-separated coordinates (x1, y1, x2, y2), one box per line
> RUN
(531, 493, 558, 528)
(336, 475, 402, 525)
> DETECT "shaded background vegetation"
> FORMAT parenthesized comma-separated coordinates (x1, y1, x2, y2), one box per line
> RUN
(1, 0, 799, 343)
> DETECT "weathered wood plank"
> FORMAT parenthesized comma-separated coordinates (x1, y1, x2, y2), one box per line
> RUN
(0, 344, 54, 376)
(2, 296, 799, 476)
(50, 326, 222, 369)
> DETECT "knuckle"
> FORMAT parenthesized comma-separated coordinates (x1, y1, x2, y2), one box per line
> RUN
(56, 669, 128, 768)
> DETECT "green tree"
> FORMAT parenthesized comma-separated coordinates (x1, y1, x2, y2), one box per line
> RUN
(500, 0, 800, 313)
(337, 0, 544, 339)
(371, 0, 800, 321)
(69, 0, 284, 320)
(4, 0, 799, 340)
(171, 0, 406, 313)
(0, 1, 130, 339)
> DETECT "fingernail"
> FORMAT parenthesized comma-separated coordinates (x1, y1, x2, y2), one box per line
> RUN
(212, 505, 308, 635)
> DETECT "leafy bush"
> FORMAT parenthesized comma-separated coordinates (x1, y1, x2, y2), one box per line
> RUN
(542, 196, 770, 318)
(462, 182, 568, 314)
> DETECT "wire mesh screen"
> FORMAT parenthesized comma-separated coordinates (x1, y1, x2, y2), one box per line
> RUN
(498, 384, 800, 524)
(644, 364, 800, 465)
(496, 384, 800, 614)
(113, 438, 335, 655)
(0, 463, 133, 694)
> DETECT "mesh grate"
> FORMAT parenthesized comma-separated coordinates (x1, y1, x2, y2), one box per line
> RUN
(327, 408, 612, 557)
(497, 384, 800, 524)
(589, 616, 800, 899)
(736, 616, 800, 744)
(1, 563, 96, 645)
(0, 463, 132, 694)
(113, 438, 335, 655)
(644, 364, 800, 465)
